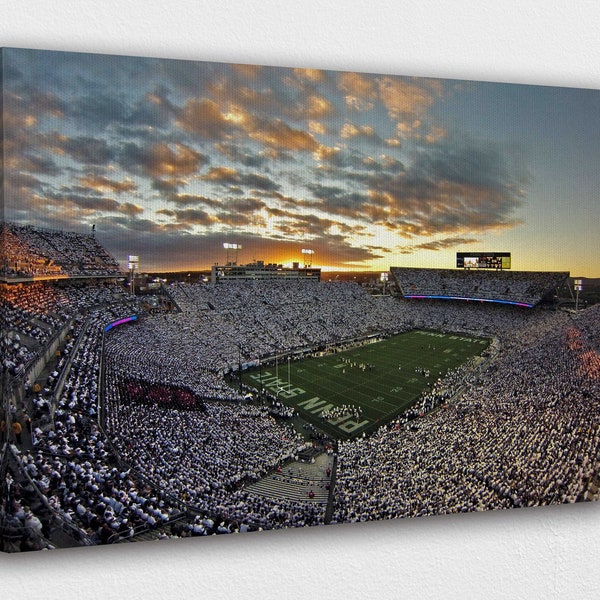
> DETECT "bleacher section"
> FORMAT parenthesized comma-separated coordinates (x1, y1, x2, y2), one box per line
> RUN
(1, 281, 137, 378)
(3, 225, 600, 552)
(1, 223, 122, 280)
(390, 267, 569, 307)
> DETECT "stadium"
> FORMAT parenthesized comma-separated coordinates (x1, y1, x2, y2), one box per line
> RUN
(2, 221, 599, 552)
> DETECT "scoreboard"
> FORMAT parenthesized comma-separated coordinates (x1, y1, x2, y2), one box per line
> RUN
(456, 252, 511, 270)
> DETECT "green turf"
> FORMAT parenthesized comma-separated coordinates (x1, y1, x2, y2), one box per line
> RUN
(243, 330, 489, 440)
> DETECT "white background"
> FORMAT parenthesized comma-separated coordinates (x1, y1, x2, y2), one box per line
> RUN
(1, 2, 599, 598)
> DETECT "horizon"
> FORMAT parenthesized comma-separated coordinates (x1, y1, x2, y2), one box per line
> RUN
(4, 49, 600, 277)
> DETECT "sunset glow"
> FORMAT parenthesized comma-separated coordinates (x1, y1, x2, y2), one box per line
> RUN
(3, 49, 600, 275)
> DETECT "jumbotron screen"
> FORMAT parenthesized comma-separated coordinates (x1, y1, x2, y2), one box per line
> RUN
(456, 252, 511, 270)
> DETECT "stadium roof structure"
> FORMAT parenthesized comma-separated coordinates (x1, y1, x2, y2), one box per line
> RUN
(390, 267, 570, 308)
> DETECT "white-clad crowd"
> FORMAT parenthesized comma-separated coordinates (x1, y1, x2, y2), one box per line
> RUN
(1, 223, 121, 278)
(1, 280, 136, 378)
(3, 259, 600, 550)
(332, 304, 600, 522)
(391, 266, 569, 306)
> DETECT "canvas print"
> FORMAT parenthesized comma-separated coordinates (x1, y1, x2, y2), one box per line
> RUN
(1, 47, 599, 553)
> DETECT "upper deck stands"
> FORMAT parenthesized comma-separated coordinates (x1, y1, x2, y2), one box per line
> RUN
(1, 223, 122, 281)
(390, 267, 569, 307)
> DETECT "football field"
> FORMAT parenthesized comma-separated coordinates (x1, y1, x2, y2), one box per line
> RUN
(243, 330, 489, 440)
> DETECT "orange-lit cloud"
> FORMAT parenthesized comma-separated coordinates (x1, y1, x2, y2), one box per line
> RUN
(340, 123, 378, 141)
(120, 142, 207, 178)
(231, 64, 262, 79)
(78, 174, 137, 194)
(248, 118, 319, 152)
(338, 72, 377, 111)
(293, 68, 327, 83)
(376, 77, 443, 122)
(176, 98, 238, 138)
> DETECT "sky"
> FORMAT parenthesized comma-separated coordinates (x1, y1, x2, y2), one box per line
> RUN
(3, 48, 599, 276)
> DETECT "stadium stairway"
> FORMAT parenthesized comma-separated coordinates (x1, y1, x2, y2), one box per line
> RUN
(243, 452, 333, 504)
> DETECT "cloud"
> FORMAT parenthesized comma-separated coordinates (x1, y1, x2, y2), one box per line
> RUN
(222, 197, 267, 214)
(265, 206, 366, 240)
(376, 77, 443, 123)
(338, 72, 377, 111)
(307, 135, 526, 242)
(93, 222, 378, 272)
(176, 97, 238, 139)
(292, 68, 328, 84)
(10, 88, 66, 122)
(151, 178, 190, 193)
(58, 135, 115, 165)
(3, 52, 537, 271)
(231, 64, 263, 79)
(157, 195, 267, 229)
(400, 237, 480, 254)
(308, 121, 327, 135)
(77, 174, 137, 194)
(69, 92, 129, 130)
(300, 95, 334, 119)
(95, 215, 192, 239)
(119, 202, 145, 217)
(366, 245, 393, 254)
(313, 144, 341, 164)
(311, 235, 384, 267)
(201, 167, 281, 192)
(248, 117, 319, 152)
(208, 75, 277, 116)
(360, 138, 526, 237)
(41, 192, 119, 215)
(127, 87, 178, 129)
(215, 143, 267, 167)
(340, 123, 381, 145)
(6, 172, 44, 193)
(305, 183, 370, 218)
(314, 145, 400, 173)
(176, 93, 320, 154)
(156, 208, 217, 226)
(120, 142, 208, 179)
(165, 194, 221, 208)
(13, 153, 60, 176)
(209, 66, 333, 123)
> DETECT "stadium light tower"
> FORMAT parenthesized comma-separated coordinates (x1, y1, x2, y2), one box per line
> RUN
(574, 279, 583, 311)
(301, 248, 314, 268)
(127, 255, 139, 295)
(223, 242, 242, 265)
(380, 272, 389, 295)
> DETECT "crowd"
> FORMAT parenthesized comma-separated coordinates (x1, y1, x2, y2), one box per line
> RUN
(1, 223, 121, 279)
(331, 304, 600, 522)
(391, 267, 569, 306)
(3, 238, 600, 550)
(1, 225, 64, 279)
(1, 280, 136, 379)
(103, 367, 315, 518)
(0, 472, 55, 552)
(6, 307, 188, 546)
(107, 280, 413, 377)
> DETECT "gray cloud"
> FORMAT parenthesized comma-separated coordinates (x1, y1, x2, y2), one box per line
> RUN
(201, 167, 281, 192)
(119, 142, 208, 179)
(399, 236, 480, 254)
(215, 143, 268, 168)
